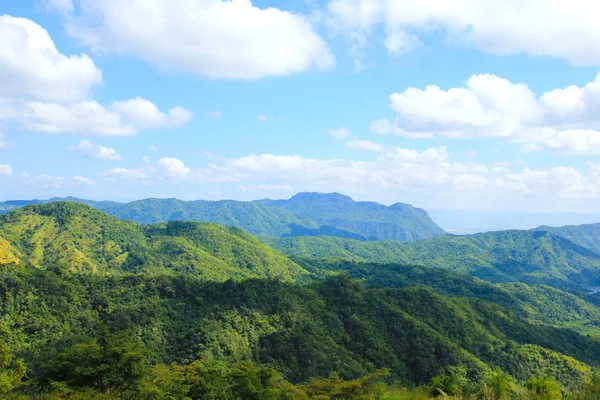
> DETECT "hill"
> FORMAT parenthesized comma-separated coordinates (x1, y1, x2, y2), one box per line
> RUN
(0, 197, 323, 238)
(3, 264, 600, 397)
(266, 230, 600, 290)
(258, 192, 446, 241)
(0, 202, 308, 281)
(3, 202, 600, 397)
(0, 193, 445, 242)
(535, 222, 600, 254)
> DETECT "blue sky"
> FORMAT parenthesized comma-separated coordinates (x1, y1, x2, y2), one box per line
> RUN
(2, 0, 600, 214)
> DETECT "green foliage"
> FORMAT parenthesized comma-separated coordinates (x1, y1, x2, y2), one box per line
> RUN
(0, 339, 26, 395)
(535, 223, 600, 254)
(0, 202, 309, 281)
(267, 229, 600, 289)
(3, 202, 600, 399)
(525, 376, 562, 399)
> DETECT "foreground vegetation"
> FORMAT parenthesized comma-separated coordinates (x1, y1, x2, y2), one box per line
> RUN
(2, 203, 600, 398)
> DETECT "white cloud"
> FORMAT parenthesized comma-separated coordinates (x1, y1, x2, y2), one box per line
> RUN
(345, 139, 384, 152)
(157, 157, 190, 178)
(327, 0, 600, 66)
(102, 167, 147, 179)
(148, 145, 159, 152)
(21, 173, 66, 188)
(69, 140, 121, 160)
(208, 110, 222, 119)
(0, 16, 192, 136)
(0, 15, 102, 103)
(111, 98, 193, 129)
(74, 175, 94, 184)
(375, 73, 600, 154)
(62, 0, 335, 79)
(327, 127, 352, 140)
(0, 164, 12, 176)
(0, 134, 8, 149)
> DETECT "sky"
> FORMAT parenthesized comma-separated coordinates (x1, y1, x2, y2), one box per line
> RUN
(2, 0, 600, 215)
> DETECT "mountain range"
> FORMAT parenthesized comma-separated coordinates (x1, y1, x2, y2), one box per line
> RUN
(0, 193, 445, 242)
(2, 202, 600, 398)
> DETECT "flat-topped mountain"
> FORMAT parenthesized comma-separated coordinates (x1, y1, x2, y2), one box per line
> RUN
(257, 192, 446, 241)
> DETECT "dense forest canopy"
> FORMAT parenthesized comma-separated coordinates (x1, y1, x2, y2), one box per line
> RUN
(1, 202, 600, 398)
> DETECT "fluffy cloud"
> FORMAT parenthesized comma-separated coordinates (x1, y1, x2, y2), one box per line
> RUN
(102, 167, 147, 180)
(111, 98, 192, 129)
(0, 164, 12, 176)
(327, 0, 600, 66)
(373, 73, 600, 154)
(0, 16, 192, 136)
(74, 175, 94, 184)
(157, 157, 191, 178)
(0, 15, 102, 103)
(69, 140, 121, 160)
(327, 127, 352, 140)
(60, 0, 335, 79)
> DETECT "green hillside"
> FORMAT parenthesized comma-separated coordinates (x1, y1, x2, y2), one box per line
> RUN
(0, 202, 308, 281)
(2, 263, 600, 398)
(259, 192, 446, 242)
(296, 258, 600, 336)
(535, 223, 600, 254)
(3, 203, 600, 398)
(1, 193, 446, 242)
(266, 230, 600, 289)
(1, 197, 322, 238)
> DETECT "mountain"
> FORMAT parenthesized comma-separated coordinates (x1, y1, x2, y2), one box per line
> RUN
(3, 263, 600, 397)
(0, 193, 445, 242)
(0, 202, 308, 281)
(266, 229, 600, 290)
(535, 222, 600, 254)
(296, 258, 600, 337)
(258, 192, 446, 241)
(0, 197, 322, 238)
(3, 202, 600, 397)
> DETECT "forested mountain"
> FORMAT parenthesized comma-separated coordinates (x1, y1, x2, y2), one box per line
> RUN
(266, 230, 600, 290)
(535, 223, 600, 254)
(3, 203, 600, 398)
(0, 193, 446, 242)
(258, 192, 446, 241)
(0, 202, 308, 281)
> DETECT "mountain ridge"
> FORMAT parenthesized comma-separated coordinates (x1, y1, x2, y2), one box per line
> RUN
(0, 193, 446, 242)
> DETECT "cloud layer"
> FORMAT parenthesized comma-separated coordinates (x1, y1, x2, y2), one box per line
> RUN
(59, 0, 335, 79)
(373, 73, 600, 154)
(0, 15, 192, 136)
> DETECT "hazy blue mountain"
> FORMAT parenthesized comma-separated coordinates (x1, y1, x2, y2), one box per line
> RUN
(258, 192, 446, 241)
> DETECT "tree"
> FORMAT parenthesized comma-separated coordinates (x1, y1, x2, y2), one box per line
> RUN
(0, 340, 26, 395)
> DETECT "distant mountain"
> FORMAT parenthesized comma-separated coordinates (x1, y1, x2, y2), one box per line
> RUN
(0, 193, 445, 242)
(258, 192, 446, 241)
(534, 223, 600, 254)
(266, 229, 600, 290)
(0, 202, 308, 281)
